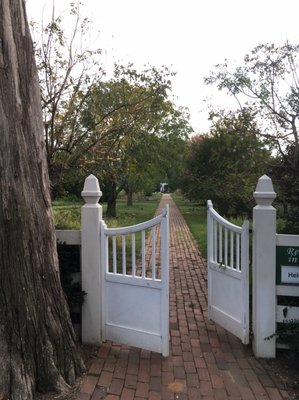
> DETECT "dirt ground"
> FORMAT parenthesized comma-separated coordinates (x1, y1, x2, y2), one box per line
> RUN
(262, 349, 299, 399)
(36, 345, 299, 400)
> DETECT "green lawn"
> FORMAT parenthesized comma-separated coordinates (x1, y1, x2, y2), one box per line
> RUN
(171, 194, 251, 259)
(53, 199, 83, 230)
(53, 193, 162, 230)
(53, 192, 249, 263)
(53, 194, 163, 275)
(171, 194, 208, 257)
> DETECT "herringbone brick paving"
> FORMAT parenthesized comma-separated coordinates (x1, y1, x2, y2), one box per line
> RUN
(76, 194, 297, 400)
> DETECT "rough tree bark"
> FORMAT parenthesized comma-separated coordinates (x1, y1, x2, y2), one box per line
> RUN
(0, 1, 85, 399)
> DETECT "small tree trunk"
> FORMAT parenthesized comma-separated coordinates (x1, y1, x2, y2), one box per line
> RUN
(106, 181, 118, 218)
(0, 2, 85, 399)
(126, 190, 133, 206)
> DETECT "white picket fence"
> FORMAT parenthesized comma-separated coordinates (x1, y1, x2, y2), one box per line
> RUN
(56, 174, 299, 359)
(56, 175, 170, 356)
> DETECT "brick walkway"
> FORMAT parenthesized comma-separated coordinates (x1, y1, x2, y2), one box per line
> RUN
(76, 194, 295, 400)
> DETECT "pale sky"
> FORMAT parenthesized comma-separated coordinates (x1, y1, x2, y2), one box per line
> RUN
(26, 0, 299, 133)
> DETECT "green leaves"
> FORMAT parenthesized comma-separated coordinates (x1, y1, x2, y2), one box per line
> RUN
(205, 42, 299, 156)
(33, 2, 192, 202)
(205, 42, 299, 229)
(182, 110, 272, 217)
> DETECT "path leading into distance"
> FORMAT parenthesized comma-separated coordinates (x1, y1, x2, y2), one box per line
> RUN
(76, 194, 296, 400)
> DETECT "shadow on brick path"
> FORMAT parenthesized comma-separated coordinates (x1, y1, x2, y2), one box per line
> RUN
(75, 194, 297, 400)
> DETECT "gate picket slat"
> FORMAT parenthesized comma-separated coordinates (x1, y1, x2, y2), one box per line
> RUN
(219, 225, 223, 263)
(236, 233, 240, 270)
(225, 228, 228, 266)
(132, 233, 136, 277)
(142, 230, 146, 279)
(122, 235, 126, 275)
(152, 226, 156, 280)
(230, 231, 234, 268)
(214, 220, 218, 262)
(112, 236, 117, 274)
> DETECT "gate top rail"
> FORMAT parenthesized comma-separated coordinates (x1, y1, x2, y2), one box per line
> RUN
(207, 200, 242, 233)
(103, 206, 168, 236)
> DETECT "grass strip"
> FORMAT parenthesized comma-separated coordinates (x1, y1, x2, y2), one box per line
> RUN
(171, 194, 207, 257)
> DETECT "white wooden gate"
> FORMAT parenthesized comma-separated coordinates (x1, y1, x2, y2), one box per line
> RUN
(100, 206, 169, 356)
(207, 200, 250, 344)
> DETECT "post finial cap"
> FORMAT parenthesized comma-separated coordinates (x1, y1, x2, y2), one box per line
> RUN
(253, 175, 276, 206)
(81, 174, 102, 204)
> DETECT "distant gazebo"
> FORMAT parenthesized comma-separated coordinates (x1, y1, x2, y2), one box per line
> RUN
(160, 182, 168, 193)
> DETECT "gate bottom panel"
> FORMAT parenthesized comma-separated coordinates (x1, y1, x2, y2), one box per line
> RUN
(106, 324, 163, 353)
(104, 279, 164, 353)
(209, 305, 244, 340)
(209, 266, 244, 341)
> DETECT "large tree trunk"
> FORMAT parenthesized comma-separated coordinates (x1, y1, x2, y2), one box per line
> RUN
(0, 2, 85, 399)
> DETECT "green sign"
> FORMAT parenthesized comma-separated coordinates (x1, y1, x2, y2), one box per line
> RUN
(276, 246, 299, 285)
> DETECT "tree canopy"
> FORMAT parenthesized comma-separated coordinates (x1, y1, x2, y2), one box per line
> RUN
(205, 42, 299, 167)
(205, 42, 299, 228)
(32, 4, 192, 208)
(182, 111, 272, 216)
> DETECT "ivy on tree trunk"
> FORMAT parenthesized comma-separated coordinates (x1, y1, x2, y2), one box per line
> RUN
(0, 1, 85, 399)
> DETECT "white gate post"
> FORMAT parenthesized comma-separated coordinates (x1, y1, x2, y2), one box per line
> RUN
(81, 175, 102, 344)
(252, 175, 276, 358)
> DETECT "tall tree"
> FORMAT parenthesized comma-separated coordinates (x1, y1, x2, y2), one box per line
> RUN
(182, 111, 272, 216)
(205, 42, 299, 224)
(80, 73, 192, 217)
(205, 42, 299, 167)
(32, 1, 104, 187)
(0, 1, 84, 399)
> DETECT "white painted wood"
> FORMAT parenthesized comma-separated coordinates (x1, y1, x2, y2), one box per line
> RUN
(207, 200, 249, 345)
(152, 227, 156, 279)
(276, 305, 299, 323)
(122, 235, 126, 275)
(236, 233, 240, 270)
(106, 213, 166, 234)
(112, 236, 117, 274)
(252, 175, 277, 358)
(55, 230, 81, 245)
(276, 285, 299, 296)
(102, 206, 169, 356)
(225, 228, 228, 266)
(276, 234, 299, 246)
(81, 175, 102, 345)
(219, 225, 223, 262)
(132, 233, 136, 277)
(230, 231, 234, 268)
(100, 220, 108, 342)
(142, 230, 146, 279)
(161, 204, 170, 356)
